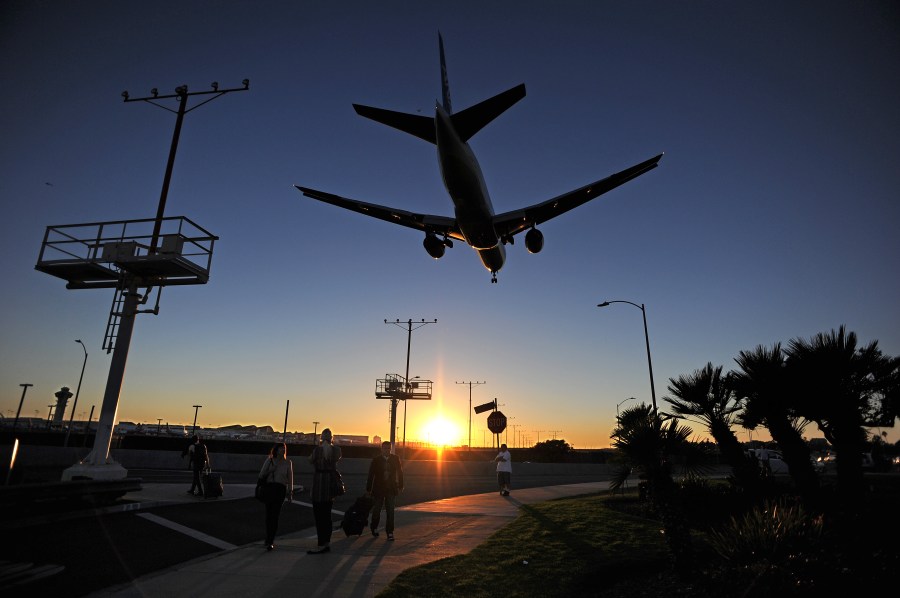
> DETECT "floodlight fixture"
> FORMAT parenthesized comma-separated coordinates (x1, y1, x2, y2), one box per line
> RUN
(242, 78, 250, 89)
(121, 91, 129, 100)
(211, 81, 218, 91)
(151, 88, 158, 97)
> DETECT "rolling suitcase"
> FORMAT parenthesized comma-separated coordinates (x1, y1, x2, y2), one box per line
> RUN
(341, 495, 374, 536)
(203, 471, 224, 499)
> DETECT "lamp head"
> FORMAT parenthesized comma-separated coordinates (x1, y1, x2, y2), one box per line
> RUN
(597, 302, 610, 307)
(121, 91, 129, 100)
(211, 81, 218, 91)
(242, 78, 250, 89)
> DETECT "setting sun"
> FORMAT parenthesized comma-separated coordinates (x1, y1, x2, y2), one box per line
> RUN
(422, 417, 459, 447)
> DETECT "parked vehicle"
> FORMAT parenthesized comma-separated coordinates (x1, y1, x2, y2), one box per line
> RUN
(746, 448, 789, 475)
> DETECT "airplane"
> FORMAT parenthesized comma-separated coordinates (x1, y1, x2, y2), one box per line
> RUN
(296, 34, 662, 283)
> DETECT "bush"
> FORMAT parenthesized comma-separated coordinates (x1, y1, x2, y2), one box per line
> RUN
(706, 499, 827, 596)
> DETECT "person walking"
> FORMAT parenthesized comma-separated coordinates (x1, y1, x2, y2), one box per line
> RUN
(366, 441, 404, 541)
(258, 442, 294, 551)
(187, 435, 209, 496)
(308, 428, 342, 554)
(494, 443, 512, 496)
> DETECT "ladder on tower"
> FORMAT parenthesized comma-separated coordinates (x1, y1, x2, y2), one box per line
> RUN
(103, 287, 125, 353)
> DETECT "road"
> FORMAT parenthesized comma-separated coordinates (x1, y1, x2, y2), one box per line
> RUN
(1, 464, 618, 596)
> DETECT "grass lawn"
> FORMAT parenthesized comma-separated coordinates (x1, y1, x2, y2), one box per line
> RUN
(377, 481, 898, 597)
(378, 490, 680, 598)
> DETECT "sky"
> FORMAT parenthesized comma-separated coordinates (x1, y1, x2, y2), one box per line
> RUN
(1, 1, 898, 449)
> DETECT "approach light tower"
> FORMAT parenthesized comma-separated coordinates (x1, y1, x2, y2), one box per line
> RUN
(378, 318, 436, 450)
(34, 81, 249, 481)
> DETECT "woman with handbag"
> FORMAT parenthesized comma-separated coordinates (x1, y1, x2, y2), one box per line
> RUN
(307, 428, 342, 554)
(258, 442, 294, 551)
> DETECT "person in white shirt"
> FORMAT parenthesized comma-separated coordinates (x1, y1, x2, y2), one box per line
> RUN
(493, 443, 512, 496)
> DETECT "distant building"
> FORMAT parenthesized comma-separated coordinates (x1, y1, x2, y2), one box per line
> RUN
(334, 434, 368, 445)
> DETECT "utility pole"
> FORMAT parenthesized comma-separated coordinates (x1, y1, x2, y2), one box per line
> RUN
(549, 429, 562, 440)
(533, 430, 544, 444)
(384, 318, 436, 450)
(312, 421, 319, 444)
(455, 380, 485, 450)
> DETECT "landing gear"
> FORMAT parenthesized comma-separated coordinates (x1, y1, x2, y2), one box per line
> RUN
(491, 271, 498, 283)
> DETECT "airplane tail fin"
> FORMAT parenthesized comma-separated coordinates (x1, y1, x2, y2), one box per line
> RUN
(439, 32, 452, 113)
(352, 33, 526, 145)
(450, 83, 526, 142)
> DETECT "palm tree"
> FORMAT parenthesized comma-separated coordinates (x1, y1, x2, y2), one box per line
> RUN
(730, 343, 820, 507)
(666, 362, 761, 494)
(610, 403, 695, 570)
(785, 326, 894, 514)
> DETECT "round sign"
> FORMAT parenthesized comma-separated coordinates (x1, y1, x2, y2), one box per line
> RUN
(487, 410, 507, 434)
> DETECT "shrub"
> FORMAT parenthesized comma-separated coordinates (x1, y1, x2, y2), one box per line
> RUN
(706, 499, 826, 596)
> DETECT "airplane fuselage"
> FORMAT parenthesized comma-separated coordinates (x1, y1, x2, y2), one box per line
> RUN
(434, 105, 506, 273)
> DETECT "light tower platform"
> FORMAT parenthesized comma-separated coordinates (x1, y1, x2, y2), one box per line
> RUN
(35, 216, 217, 290)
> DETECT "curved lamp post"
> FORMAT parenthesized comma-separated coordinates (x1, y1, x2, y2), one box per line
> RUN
(597, 300, 658, 412)
(64, 339, 88, 447)
(616, 396, 637, 417)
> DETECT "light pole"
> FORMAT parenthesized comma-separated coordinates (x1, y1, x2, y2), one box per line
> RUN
(597, 300, 658, 412)
(64, 339, 88, 447)
(456, 380, 486, 450)
(191, 405, 202, 435)
(312, 421, 319, 444)
(616, 397, 637, 418)
(13, 384, 33, 431)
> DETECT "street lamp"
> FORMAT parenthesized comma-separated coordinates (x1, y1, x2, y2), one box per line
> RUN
(191, 405, 202, 435)
(616, 397, 637, 417)
(13, 384, 33, 431)
(597, 300, 658, 412)
(64, 339, 88, 447)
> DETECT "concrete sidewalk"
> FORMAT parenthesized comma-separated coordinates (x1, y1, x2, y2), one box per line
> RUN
(87, 482, 608, 598)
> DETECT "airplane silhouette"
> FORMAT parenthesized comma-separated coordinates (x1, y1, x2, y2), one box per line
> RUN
(296, 34, 662, 283)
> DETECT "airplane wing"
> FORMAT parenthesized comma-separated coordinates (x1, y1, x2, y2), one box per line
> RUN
(295, 186, 465, 241)
(492, 153, 663, 238)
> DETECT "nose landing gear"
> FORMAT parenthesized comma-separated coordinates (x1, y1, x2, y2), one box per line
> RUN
(491, 271, 498, 283)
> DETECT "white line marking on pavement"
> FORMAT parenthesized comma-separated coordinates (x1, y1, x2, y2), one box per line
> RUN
(137, 513, 237, 550)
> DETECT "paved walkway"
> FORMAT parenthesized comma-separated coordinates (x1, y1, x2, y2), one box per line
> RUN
(87, 481, 608, 597)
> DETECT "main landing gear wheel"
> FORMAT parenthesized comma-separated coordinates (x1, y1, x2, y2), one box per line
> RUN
(491, 272, 498, 283)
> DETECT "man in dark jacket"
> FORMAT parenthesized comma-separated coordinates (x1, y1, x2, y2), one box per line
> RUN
(187, 435, 209, 496)
(366, 441, 404, 540)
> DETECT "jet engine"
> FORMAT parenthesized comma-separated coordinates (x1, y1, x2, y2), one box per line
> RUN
(423, 233, 446, 259)
(525, 227, 544, 254)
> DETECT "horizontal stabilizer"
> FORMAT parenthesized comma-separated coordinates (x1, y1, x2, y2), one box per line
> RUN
(451, 84, 526, 142)
(353, 104, 436, 144)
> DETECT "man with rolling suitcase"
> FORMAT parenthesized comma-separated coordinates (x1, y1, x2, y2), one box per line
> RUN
(187, 435, 209, 496)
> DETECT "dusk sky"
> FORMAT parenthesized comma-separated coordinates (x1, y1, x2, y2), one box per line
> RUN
(2, 1, 898, 449)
